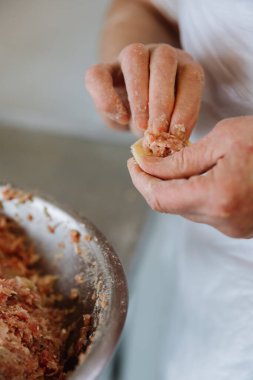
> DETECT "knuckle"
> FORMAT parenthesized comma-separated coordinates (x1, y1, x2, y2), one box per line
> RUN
(120, 43, 146, 62)
(139, 158, 155, 176)
(228, 229, 246, 239)
(177, 148, 187, 172)
(215, 186, 241, 219)
(182, 51, 194, 61)
(85, 65, 102, 82)
(155, 44, 177, 61)
(213, 120, 242, 147)
(149, 196, 163, 213)
(85, 64, 109, 87)
(180, 62, 205, 84)
(214, 117, 246, 145)
(146, 182, 163, 212)
(220, 223, 249, 239)
(215, 118, 230, 131)
(177, 49, 196, 63)
(170, 148, 187, 175)
(214, 117, 240, 132)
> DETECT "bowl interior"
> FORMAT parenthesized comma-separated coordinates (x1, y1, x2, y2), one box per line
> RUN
(0, 185, 128, 380)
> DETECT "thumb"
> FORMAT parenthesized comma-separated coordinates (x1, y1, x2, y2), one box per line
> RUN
(131, 132, 225, 180)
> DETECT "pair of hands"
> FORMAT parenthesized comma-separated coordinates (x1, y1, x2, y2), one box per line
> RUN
(86, 43, 253, 238)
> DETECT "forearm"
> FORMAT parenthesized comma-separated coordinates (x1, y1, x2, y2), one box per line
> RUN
(100, 0, 180, 62)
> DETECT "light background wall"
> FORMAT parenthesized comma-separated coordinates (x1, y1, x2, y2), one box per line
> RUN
(0, 0, 133, 144)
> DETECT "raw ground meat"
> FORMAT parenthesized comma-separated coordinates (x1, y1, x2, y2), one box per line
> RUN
(143, 130, 188, 157)
(0, 214, 91, 379)
(0, 277, 66, 380)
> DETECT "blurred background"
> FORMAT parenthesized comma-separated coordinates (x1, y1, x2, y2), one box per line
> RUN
(0, 1, 150, 378)
(0, 0, 148, 267)
(0, 0, 134, 142)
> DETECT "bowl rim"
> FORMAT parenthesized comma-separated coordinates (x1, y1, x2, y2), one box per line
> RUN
(0, 184, 129, 380)
(68, 210, 128, 380)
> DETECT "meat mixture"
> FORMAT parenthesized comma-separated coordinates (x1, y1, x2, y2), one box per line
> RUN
(0, 214, 91, 379)
(143, 129, 188, 157)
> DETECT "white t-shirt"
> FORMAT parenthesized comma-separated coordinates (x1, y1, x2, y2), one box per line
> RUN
(135, 1, 253, 379)
(153, 0, 253, 137)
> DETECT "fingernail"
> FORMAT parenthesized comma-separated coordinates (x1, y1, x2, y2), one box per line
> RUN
(106, 111, 129, 124)
(133, 113, 148, 131)
(148, 114, 169, 133)
(172, 124, 187, 139)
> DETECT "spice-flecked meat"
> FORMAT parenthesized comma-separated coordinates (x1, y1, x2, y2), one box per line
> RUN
(0, 277, 66, 380)
(0, 215, 66, 379)
(0, 215, 38, 278)
(143, 130, 188, 157)
(0, 214, 92, 379)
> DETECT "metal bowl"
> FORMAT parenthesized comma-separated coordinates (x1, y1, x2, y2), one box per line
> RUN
(0, 185, 128, 380)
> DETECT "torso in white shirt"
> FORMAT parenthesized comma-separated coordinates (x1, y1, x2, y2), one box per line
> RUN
(145, 2, 253, 379)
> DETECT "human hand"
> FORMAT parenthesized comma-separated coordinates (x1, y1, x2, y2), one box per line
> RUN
(128, 116, 253, 238)
(85, 43, 204, 136)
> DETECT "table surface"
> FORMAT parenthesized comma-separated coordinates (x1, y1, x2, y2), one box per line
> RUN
(0, 125, 148, 270)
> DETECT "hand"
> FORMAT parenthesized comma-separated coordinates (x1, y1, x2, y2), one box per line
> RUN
(128, 116, 253, 238)
(85, 43, 204, 136)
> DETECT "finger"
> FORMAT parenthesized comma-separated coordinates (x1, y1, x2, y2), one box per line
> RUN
(129, 120, 145, 137)
(148, 44, 178, 133)
(131, 132, 225, 180)
(85, 64, 130, 125)
(170, 52, 204, 138)
(119, 43, 150, 131)
(100, 114, 129, 132)
(127, 158, 210, 214)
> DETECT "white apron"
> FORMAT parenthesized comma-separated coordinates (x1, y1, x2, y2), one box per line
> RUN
(120, 1, 253, 380)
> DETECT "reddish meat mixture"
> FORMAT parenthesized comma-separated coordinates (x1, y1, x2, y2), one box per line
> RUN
(143, 130, 188, 157)
(0, 278, 66, 379)
(0, 214, 91, 379)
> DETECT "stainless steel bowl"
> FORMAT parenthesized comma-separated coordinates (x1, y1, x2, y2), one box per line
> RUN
(0, 185, 128, 380)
